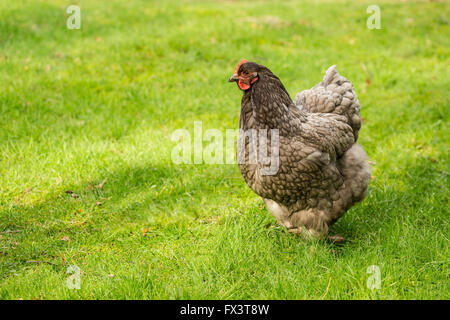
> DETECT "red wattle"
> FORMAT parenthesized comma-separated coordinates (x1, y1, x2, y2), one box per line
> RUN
(238, 80, 250, 90)
(238, 77, 258, 91)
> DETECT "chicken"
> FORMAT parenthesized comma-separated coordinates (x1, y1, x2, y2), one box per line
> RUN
(229, 60, 371, 242)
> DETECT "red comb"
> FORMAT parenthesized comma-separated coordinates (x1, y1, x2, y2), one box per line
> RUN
(235, 59, 248, 73)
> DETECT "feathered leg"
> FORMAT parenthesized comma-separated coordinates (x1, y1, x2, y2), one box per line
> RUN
(264, 199, 344, 242)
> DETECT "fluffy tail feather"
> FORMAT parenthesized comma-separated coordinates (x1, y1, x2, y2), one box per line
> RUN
(294, 65, 362, 140)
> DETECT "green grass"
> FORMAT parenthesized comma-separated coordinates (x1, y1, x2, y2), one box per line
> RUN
(0, 0, 449, 299)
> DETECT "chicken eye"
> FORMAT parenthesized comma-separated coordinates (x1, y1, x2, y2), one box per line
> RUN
(243, 70, 249, 76)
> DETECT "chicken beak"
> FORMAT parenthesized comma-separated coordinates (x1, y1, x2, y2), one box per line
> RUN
(229, 73, 238, 82)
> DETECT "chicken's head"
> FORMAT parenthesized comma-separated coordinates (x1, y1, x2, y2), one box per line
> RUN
(229, 59, 259, 91)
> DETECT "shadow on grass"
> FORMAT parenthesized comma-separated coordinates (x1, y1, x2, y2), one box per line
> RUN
(0, 162, 245, 279)
(1, 154, 446, 287)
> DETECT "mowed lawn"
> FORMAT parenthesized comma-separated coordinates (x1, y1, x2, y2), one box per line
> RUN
(0, 0, 448, 299)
